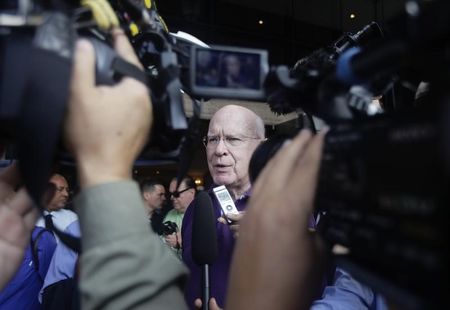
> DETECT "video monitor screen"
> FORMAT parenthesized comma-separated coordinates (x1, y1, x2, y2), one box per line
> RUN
(190, 46, 268, 100)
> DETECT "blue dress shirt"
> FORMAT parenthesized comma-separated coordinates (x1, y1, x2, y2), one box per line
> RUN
(311, 268, 388, 310)
(40, 220, 81, 299)
(0, 227, 56, 309)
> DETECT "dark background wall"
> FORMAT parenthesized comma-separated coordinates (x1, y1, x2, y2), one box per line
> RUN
(157, 0, 406, 66)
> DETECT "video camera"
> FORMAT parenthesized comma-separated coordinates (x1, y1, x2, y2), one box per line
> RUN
(246, 1, 449, 308)
(290, 3, 449, 308)
(0, 0, 193, 204)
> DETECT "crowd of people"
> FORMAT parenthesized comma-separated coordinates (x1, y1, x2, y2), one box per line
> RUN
(0, 27, 388, 310)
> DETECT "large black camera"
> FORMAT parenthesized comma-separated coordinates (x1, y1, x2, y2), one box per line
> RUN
(0, 0, 193, 204)
(248, 1, 450, 308)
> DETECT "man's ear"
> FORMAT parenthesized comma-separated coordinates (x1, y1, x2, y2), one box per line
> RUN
(143, 192, 150, 200)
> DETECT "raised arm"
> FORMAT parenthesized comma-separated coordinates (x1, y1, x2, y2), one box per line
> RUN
(65, 29, 187, 309)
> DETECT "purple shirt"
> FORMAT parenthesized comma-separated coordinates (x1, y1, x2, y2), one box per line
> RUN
(181, 189, 249, 309)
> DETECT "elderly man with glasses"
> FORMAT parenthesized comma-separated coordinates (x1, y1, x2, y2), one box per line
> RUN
(181, 104, 265, 309)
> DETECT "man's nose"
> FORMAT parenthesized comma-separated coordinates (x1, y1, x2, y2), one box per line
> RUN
(214, 138, 229, 155)
(61, 189, 69, 198)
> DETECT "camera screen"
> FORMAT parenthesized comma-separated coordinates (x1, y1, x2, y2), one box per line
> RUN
(190, 46, 268, 100)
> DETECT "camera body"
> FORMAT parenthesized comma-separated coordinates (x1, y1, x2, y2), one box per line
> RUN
(317, 104, 449, 307)
(243, 1, 450, 305)
(162, 221, 178, 236)
(0, 0, 189, 203)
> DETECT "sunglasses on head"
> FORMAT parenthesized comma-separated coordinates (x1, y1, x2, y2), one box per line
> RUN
(168, 187, 192, 198)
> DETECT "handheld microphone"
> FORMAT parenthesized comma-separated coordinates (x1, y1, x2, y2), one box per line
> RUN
(192, 191, 218, 310)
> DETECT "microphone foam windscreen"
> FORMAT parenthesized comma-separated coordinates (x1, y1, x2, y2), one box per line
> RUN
(192, 191, 218, 265)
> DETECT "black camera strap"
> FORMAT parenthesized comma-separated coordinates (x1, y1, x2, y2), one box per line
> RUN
(18, 46, 72, 205)
(15, 45, 82, 254)
(111, 56, 148, 85)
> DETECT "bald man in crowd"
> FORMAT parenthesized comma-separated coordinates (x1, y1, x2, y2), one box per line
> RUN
(36, 174, 78, 240)
(35, 174, 80, 309)
(181, 104, 265, 309)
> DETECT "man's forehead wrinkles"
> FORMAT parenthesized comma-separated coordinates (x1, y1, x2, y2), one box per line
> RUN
(210, 110, 250, 126)
(208, 126, 252, 137)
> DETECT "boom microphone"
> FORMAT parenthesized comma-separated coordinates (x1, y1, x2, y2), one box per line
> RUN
(192, 191, 218, 310)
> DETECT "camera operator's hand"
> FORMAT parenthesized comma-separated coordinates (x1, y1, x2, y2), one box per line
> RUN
(64, 28, 152, 188)
(0, 164, 38, 290)
(227, 130, 327, 310)
(218, 212, 245, 238)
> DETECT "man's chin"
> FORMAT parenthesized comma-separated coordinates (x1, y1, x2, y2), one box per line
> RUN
(213, 175, 235, 186)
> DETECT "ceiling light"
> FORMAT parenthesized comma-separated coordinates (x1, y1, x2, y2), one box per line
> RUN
(350, 13, 356, 19)
(258, 20, 264, 25)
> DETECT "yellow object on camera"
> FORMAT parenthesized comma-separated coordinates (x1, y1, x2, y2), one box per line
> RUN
(81, 0, 119, 30)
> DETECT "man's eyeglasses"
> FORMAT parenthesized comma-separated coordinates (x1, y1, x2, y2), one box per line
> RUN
(168, 187, 192, 198)
(202, 135, 265, 148)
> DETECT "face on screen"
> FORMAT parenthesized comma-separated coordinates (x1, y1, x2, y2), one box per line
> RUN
(191, 46, 267, 100)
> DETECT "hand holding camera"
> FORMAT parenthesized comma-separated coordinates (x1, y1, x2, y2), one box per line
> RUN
(162, 221, 180, 248)
(64, 28, 152, 189)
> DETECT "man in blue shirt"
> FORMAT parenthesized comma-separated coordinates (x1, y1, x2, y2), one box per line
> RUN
(0, 226, 56, 309)
(35, 174, 80, 309)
